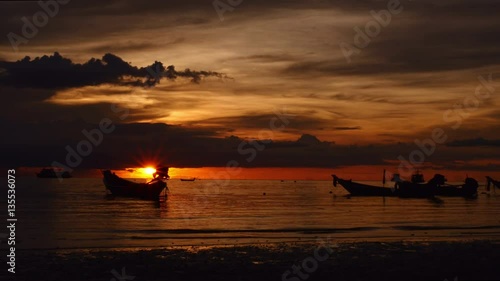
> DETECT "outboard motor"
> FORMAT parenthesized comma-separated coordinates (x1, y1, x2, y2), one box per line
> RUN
(464, 177, 479, 197)
(391, 173, 403, 183)
(154, 166, 170, 180)
(432, 174, 447, 185)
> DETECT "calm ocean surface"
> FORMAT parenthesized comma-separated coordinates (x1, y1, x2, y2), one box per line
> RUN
(5, 178, 500, 250)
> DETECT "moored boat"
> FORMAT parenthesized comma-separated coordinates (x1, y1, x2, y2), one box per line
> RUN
(37, 167, 72, 178)
(102, 170, 168, 200)
(332, 173, 446, 198)
(180, 178, 196, 182)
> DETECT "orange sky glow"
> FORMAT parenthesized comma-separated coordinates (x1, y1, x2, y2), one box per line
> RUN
(17, 166, 500, 182)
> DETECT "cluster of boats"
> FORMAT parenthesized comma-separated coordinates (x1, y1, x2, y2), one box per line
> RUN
(36, 167, 500, 201)
(332, 171, 499, 199)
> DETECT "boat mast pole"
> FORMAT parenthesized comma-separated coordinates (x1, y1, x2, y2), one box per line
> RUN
(382, 169, 386, 186)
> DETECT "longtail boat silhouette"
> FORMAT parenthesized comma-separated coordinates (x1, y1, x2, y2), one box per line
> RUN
(332, 171, 446, 198)
(102, 166, 169, 200)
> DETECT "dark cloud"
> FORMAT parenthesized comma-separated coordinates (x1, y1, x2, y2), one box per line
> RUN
(282, 1, 500, 78)
(192, 114, 356, 132)
(1, 115, 499, 171)
(2, 0, 499, 80)
(229, 54, 296, 63)
(86, 41, 164, 54)
(334, 126, 361, 131)
(485, 110, 500, 120)
(0, 117, 375, 169)
(447, 138, 500, 147)
(0, 52, 226, 89)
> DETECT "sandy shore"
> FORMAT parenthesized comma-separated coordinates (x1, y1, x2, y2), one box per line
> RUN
(9, 240, 500, 281)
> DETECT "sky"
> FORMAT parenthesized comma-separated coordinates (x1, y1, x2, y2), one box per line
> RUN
(0, 0, 499, 180)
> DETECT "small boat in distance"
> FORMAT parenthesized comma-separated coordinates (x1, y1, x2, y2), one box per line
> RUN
(180, 178, 196, 182)
(102, 169, 168, 200)
(37, 167, 72, 178)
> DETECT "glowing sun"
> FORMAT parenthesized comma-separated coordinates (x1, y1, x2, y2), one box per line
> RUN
(142, 167, 156, 176)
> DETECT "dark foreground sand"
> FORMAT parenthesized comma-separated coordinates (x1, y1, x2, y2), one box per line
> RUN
(8, 240, 500, 281)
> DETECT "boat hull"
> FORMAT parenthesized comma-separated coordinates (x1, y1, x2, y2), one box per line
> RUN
(395, 182, 435, 198)
(102, 170, 166, 200)
(333, 176, 395, 196)
(180, 179, 196, 182)
(435, 186, 477, 198)
(333, 175, 436, 198)
(333, 174, 478, 199)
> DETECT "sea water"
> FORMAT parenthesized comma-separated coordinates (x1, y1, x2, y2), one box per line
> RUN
(3, 178, 500, 250)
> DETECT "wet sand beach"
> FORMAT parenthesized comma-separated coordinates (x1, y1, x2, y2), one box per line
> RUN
(12, 240, 500, 281)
